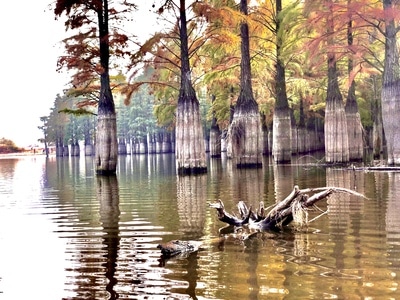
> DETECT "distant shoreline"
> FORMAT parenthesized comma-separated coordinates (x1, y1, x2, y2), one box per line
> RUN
(0, 152, 47, 158)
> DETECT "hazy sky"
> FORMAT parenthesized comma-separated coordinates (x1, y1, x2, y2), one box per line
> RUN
(0, 1, 68, 147)
(1, 1, 158, 147)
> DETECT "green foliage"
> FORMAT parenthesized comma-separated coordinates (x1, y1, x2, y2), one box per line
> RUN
(58, 108, 97, 116)
(358, 97, 373, 129)
(45, 93, 94, 145)
(207, 90, 234, 130)
(49, 0, 393, 146)
(123, 84, 158, 138)
(154, 99, 176, 129)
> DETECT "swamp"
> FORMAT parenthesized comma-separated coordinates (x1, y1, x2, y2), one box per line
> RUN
(0, 153, 399, 299)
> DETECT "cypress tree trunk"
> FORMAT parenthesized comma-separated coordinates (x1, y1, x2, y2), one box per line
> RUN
(345, 13, 364, 161)
(95, 0, 118, 175)
(84, 118, 94, 156)
(345, 82, 363, 161)
(272, 66, 291, 160)
(56, 137, 63, 157)
(63, 145, 69, 156)
(261, 112, 270, 155)
(118, 139, 127, 155)
(227, 0, 262, 168)
(324, 0, 349, 163)
(71, 141, 80, 156)
(209, 95, 221, 157)
(272, 0, 292, 163)
(381, 0, 400, 165)
(175, 0, 207, 175)
(371, 75, 385, 158)
(295, 96, 307, 153)
(325, 58, 349, 163)
(44, 138, 49, 157)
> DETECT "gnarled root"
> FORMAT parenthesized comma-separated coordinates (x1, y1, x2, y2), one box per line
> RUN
(210, 185, 366, 231)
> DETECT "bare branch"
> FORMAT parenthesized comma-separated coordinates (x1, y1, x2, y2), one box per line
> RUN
(210, 185, 366, 231)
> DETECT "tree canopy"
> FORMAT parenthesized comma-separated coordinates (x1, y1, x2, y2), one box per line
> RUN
(48, 0, 400, 163)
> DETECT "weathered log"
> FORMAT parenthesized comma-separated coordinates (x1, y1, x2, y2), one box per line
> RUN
(352, 166, 400, 171)
(210, 185, 365, 231)
(157, 240, 203, 259)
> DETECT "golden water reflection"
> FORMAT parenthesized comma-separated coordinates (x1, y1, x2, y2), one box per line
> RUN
(1, 155, 400, 299)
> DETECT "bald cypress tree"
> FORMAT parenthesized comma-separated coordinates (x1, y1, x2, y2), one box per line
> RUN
(125, 1, 207, 174)
(324, 0, 349, 163)
(345, 1, 364, 161)
(94, 0, 118, 174)
(227, 0, 263, 168)
(175, 0, 207, 174)
(55, 0, 136, 174)
(272, 0, 292, 163)
(381, 0, 400, 165)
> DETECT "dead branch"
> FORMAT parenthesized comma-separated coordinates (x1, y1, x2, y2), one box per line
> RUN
(266, 185, 301, 219)
(208, 199, 252, 226)
(210, 185, 366, 231)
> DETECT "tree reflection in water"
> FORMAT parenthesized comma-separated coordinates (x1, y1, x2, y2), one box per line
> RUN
(3, 155, 400, 299)
(98, 175, 120, 300)
(174, 174, 207, 298)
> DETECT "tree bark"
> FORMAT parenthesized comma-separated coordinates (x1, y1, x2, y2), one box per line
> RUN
(324, 0, 349, 163)
(381, 0, 400, 165)
(345, 12, 364, 161)
(175, 0, 207, 175)
(209, 95, 222, 157)
(345, 82, 364, 161)
(272, 0, 292, 163)
(272, 108, 292, 161)
(227, 0, 263, 168)
(325, 64, 349, 163)
(371, 75, 385, 158)
(95, 0, 118, 175)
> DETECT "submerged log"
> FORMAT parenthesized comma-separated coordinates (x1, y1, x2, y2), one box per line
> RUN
(157, 240, 203, 259)
(209, 185, 365, 231)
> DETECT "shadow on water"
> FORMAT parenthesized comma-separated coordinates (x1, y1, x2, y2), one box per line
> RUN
(158, 251, 200, 299)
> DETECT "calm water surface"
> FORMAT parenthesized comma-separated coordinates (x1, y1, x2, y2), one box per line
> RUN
(0, 154, 399, 299)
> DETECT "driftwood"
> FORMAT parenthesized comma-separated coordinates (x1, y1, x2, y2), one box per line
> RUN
(352, 166, 400, 171)
(157, 185, 365, 259)
(157, 240, 203, 260)
(209, 185, 365, 231)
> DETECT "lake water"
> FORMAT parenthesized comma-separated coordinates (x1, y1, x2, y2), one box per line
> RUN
(0, 154, 399, 299)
